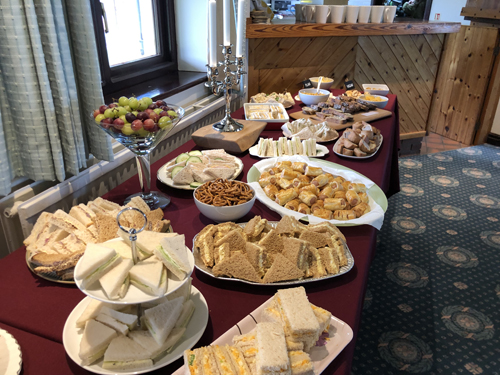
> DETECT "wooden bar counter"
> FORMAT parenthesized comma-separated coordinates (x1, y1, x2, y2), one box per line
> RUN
(246, 20, 461, 138)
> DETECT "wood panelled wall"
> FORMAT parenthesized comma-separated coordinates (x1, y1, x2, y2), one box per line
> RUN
(248, 34, 445, 136)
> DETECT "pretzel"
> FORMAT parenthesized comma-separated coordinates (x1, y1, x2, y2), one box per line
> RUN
(195, 179, 254, 207)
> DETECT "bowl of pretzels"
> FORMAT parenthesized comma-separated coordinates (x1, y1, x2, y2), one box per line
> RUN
(193, 178, 256, 223)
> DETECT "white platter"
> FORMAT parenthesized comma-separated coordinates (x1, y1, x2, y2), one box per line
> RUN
(192, 221, 354, 286)
(172, 295, 353, 374)
(244, 103, 289, 123)
(63, 286, 209, 375)
(157, 156, 244, 191)
(333, 134, 383, 159)
(248, 143, 329, 158)
(74, 239, 195, 304)
(0, 328, 22, 375)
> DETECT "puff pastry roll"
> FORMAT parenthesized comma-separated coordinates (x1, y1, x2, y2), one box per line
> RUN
(342, 181, 351, 191)
(319, 186, 335, 200)
(333, 210, 356, 221)
(305, 166, 323, 177)
(347, 182, 367, 193)
(277, 177, 294, 190)
(324, 198, 347, 211)
(299, 190, 318, 206)
(313, 208, 333, 220)
(276, 161, 292, 170)
(298, 203, 311, 215)
(292, 178, 309, 189)
(329, 181, 345, 192)
(325, 173, 336, 183)
(281, 169, 300, 180)
(346, 190, 360, 207)
(292, 162, 307, 174)
(311, 200, 324, 213)
(259, 176, 276, 188)
(352, 202, 370, 218)
(312, 174, 330, 188)
(264, 184, 279, 200)
(269, 167, 281, 176)
(334, 191, 347, 200)
(358, 192, 369, 204)
(294, 175, 311, 185)
(285, 199, 300, 211)
(299, 184, 318, 195)
(275, 188, 298, 206)
(333, 176, 345, 184)
(261, 171, 271, 179)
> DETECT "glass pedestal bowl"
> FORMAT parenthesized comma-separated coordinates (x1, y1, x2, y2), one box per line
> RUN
(92, 103, 185, 209)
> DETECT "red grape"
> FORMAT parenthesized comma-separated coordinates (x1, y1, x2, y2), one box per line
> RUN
(156, 100, 166, 107)
(125, 113, 137, 123)
(145, 108, 154, 115)
(99, 105, 108, 114)
(148, 104, 158, 110)
(159, 111, 169, 118)
(101, 117, 113, 129)
(93, 109, 101, 118)
(143, 119, 155, 131)
(137, 112, 149, 121)
(113, 118, 125, 130)
(131, 120, 143, 131)
(149, 112, 159, 122)
(108, 103, 118, 108)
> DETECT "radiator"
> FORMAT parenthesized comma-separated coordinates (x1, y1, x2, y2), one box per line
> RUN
(0, 94, 236, 257)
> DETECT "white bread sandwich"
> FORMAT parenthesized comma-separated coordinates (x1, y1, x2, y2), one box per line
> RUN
(75, 244, 121, 289)
(102, 336, 153, 371)
(99, 258, 133, 299)
(99, 306, 138, 330)
(175, 299, 195, 329)
(130, 327, 185, 362)
(143, 296, 184, 345)
(117, 230, 177, 258)
(224, 345, 252, 375)
(288, 351, 314, 375)
(79, 319, 117, 366)
(184, 346, 218, 375)
(75, 299, 120, 328)
(155, 234, 191, 279)
(129, 258, 167, 296)
(310, 303, 332, 335)
(95, 313, 129, 335)
(69, 203, 96, 228)
(49, 209, 96, 244)
(173, 166, 194, 185)
(256, 322, 290, 375)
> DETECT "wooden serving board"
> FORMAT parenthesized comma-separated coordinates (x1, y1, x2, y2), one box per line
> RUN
(191, 120, 267, 154)
(289, 108, 393, 130)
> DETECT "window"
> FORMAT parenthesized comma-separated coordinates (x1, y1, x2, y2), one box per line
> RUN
(90, 0, 177, 96)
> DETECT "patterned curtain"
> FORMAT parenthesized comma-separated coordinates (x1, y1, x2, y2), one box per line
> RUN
(0, 0, 113, 196)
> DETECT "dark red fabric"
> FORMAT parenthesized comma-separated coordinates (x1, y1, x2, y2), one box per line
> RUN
(0, 90, 400, 374)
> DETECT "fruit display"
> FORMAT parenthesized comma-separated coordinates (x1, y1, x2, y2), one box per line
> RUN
(93, 96, 179, 138)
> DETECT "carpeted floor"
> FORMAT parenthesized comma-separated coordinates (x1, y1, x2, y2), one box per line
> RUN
(351, 145, 500, 375)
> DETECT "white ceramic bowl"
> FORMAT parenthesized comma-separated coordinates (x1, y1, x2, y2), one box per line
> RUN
(357, 94, 389, 109)
(310, 77, 334, 90)
(299, 88, 330, 106)
(362, 84, 389, 96)
(193, 183, 256, 223)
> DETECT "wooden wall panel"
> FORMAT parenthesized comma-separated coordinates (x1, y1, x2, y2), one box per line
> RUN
(428, 26, 498, 144)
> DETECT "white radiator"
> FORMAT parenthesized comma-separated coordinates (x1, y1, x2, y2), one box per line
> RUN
(0, 94, 237, 257)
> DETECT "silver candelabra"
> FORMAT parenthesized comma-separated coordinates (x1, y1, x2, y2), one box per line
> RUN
(206, 45, 246, 132)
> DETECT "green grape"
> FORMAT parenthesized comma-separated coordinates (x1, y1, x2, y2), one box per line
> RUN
(158, 116, 172, 129)
(111, 107, 121, 118)
(167, 110, 178, 118)
(137, 99, 148, 111)
(132, 111, 138, 116)
(104, 108, 114, 118)
(137, 128, 150, 137)
(117, 106, 127, 116)
(95, 114, 106, 124)
(124, 105, 132, 112)
(119, 115, 129, 124)
(142, 97, 153, 106)
(129, 97, 139, 110)
(153, 108, 162, 115)
(121, 124, 134, 135)
(118, 96, 129, 107)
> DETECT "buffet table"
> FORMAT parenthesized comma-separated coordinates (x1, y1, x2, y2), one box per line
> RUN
(0, 90, 399, 374)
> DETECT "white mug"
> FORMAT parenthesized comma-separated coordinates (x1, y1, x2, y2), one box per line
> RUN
(329, 5, 346, 23)
(358, 6, 371, 23)
(304, 5, 316, 23)
(295, 4, 304, 22)
(384, 6, 397, 23)
(345, 6, 360, 23)
(315, 5, 331, 23)
(370, 6, 384, 23)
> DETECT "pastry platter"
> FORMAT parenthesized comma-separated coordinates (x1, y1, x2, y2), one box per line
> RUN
(0, 328, 22, 375)
(157, 156, 244, 191)
(192, 221, 354, 286)
(171, 295, 353, 375)
(63, 286, 209, 375)
(248, 143, 329, 158)
(333, 134, 384, 159)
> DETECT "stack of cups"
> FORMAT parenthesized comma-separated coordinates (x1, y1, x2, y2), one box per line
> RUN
(317, 4, 397, 24)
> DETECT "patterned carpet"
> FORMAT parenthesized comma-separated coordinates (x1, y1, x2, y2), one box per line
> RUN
(351, 145, 500, 375)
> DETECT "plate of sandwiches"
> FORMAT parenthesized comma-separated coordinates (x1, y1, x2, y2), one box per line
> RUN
(157, 149, 244, 191)
(63, 282, 209, 374)
(24, 196, 171, 283)
(74, 232, 194, 304)
(0, 328, 22, 375)
(249, 137, 329, 158)
(173, 286, 353, 375)
(192, 215, 354, 285)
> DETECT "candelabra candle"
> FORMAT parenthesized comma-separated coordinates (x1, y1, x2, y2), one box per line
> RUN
(206, 45, 246, 132)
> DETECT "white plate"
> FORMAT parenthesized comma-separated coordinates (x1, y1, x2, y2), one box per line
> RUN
(193, 221, 354, 286)
(63, 286, 209, 375)
(157, 157, 244, 191)
(74, 239, 195, 305)
(294, 95, 301, 102)
(248, 143, 329, 158)
(171, 296, 353, 375)
(244, 103, 290, 123)
(333, 134, 383, 159)
(0, 328, 22, 375)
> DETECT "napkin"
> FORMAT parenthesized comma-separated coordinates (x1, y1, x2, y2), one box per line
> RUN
(248, 155, 385, 230)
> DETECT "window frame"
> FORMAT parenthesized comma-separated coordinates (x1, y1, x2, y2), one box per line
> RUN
(90, 0, 178, 97)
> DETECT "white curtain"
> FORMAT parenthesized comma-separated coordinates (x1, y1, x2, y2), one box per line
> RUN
(0, 0, 113, 196)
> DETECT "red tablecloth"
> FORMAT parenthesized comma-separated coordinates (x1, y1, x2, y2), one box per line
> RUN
(0, 91, 399, 375)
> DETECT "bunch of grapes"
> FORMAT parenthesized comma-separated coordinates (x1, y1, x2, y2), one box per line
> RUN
(93, 96, 178, 136)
